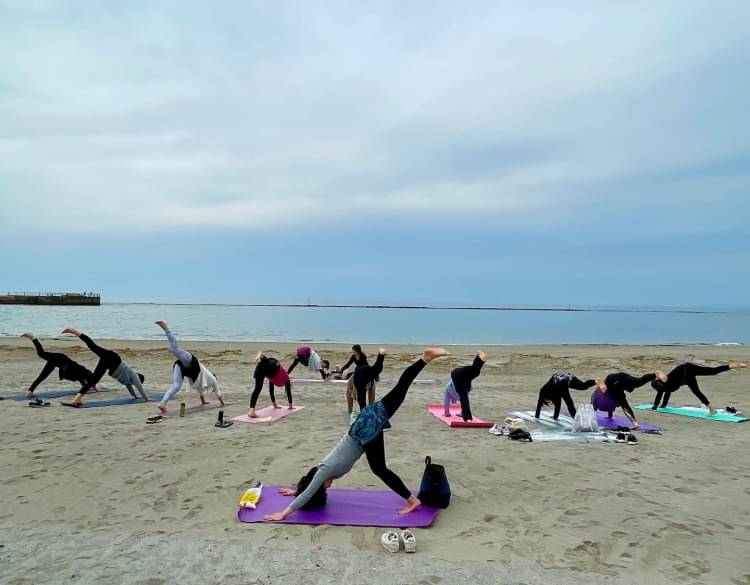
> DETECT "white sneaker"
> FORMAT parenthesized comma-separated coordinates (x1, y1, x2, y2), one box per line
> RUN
(381, 531, 400, 553)
(401, 529, 416, 553)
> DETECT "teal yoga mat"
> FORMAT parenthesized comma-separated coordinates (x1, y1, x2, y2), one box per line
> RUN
(635, 404, 748, 423)
(3, 388, 112, 401)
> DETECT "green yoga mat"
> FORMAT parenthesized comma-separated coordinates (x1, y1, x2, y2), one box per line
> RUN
(635, 404, 748, 423)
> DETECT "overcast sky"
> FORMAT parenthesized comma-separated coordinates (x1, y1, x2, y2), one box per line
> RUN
(1, 1, 748, 307)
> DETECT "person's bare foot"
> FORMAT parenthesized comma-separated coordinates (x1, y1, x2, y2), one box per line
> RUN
(155, 320, 168, 331)
(200, 397, 209, 405)
(26, 391, 35, 398)
(477, 351, 488, 362)
(158, 402, 167, 414)
(273, 403, 281, 409)
(247, 408, 258, 418)
(596, 378, 606, 392)
(21, 332, 35, 341)
(288, 404, 294, 410)
(399, 495, 421, 515)
(729, 362, 748, 369)
(631, 421, 640, 430)
(421, 348, 449, 363)
(656, 370, 668, 383)
(707, 406, 717, 416)
(377, 348, 387, 356)
(255, 351, 263, 363)
(62, 327, 81, 337)
(71, 394, 84, 406)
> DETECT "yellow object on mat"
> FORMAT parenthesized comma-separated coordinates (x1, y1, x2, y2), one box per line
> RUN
(240, 484, 263, 509)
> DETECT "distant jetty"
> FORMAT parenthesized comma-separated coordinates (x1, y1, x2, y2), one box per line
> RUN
(0, 292, 101, 306)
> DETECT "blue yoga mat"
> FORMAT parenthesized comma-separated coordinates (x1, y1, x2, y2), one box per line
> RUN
(3, 388, 113, 401)
(61, 397, 147, 408)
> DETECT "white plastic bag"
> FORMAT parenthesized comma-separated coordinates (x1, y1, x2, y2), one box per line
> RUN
(571, 404, 600, 433)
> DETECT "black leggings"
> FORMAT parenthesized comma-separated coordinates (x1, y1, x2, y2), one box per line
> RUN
(362, 358, 426, 499)
(29, 339, 91, 393)
(450, 355, 486, 421)
(79, 334, 121, 395)
(655, 363, 729, 408)
(536, 376, 596, 419)
(354, 353, 385, 410)
(250, 379, 293, 408)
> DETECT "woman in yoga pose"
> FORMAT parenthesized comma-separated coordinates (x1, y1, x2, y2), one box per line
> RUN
(264, 347, 449, 522)
(595, 370, 666, 429)
(155, 321, 224, 413)
(341, 345, 383, 414)
(62, 327, 148, 405)
(444, 352, 487, 421)
(248, 352, 293, 417)
(535, 372, 596, 420)
(287, 346, 330, 380)
(22, 333, 95, 398)
(650, 362, 747, 413)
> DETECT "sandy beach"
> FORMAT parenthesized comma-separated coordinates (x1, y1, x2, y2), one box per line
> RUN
(1, 339, 749, 585)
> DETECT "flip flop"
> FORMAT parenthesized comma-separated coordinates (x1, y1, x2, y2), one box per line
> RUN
(146, 415, 164, 424)
(726, 406, 737, 414)
(29, 399, 50, 408)
(626, 434, 638, 445)
(215, 420, 233, 428)
(61, 402, 82, 408)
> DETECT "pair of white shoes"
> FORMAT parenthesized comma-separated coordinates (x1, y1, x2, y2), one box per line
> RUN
(381, 529, 416, 553)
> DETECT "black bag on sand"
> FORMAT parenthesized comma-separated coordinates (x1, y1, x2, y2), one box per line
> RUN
(417, 456, 451, 508)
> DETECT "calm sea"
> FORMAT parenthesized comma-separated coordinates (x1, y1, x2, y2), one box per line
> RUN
(0, 303, 747, 345)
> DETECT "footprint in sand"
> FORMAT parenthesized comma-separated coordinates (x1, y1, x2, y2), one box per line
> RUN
(674, 486, 698, 494)
(731, 574, 750, 585)
(674, 558, 711, 579)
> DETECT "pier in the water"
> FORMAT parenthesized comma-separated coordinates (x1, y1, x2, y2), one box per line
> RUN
(0, 292, 100, 306)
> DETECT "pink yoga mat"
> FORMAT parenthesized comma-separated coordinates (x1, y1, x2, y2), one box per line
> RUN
(232, 405, 305, 424)
(237, 484, 439, 527)
(163, 402, 220, 417)
(427, 404, 494, 428)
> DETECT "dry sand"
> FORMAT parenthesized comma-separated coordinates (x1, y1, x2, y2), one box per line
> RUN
(1, 339, 749, 585)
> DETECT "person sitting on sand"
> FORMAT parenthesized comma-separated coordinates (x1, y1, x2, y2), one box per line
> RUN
(444, 352, 487, 422)
(595, 370, 667, 429)
(62, 327, 148, 406)
(287, 346, 331, 380)
(263, 347, 449, 522)
(155, 321, 224, 414)
(650, 362, 747, 414)
(247, 352, 293, 417)
(535, 372, 596, 420)
(22, 333, 96, 398)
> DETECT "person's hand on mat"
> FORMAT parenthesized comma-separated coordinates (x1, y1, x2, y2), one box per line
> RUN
(264, 510, 289, 522)
(278, 486, 296, 496)
(155, 320, 169, 331)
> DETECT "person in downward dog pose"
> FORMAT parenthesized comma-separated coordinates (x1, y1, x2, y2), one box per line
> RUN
(248, 352, 293, 417)
(535, 372, 597, 420)
(444, 352, 487, 421)
(155, 321, 224, 414)
(650, 361, 747, 414)
(263, 347, 449, 522)
(287, 346, 330, 380)
(21, 333, 96, 398)
(62, 327, 148, 405)
(595, 370, 667, 429)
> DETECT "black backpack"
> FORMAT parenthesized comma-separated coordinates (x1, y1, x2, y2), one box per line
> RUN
(417, 456, 451, 509)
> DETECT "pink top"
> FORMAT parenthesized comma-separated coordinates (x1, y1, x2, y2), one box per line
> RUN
(270, 366, 290, 387)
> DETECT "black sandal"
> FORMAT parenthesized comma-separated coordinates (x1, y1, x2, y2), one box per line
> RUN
(29, 398, 50, 408)
(61, 402, 82, 408)
(146, 415, 164, 424)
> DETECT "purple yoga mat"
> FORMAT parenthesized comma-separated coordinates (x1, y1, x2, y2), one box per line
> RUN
(237, 484, 440, 527)
(595, 411, 661, 433)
